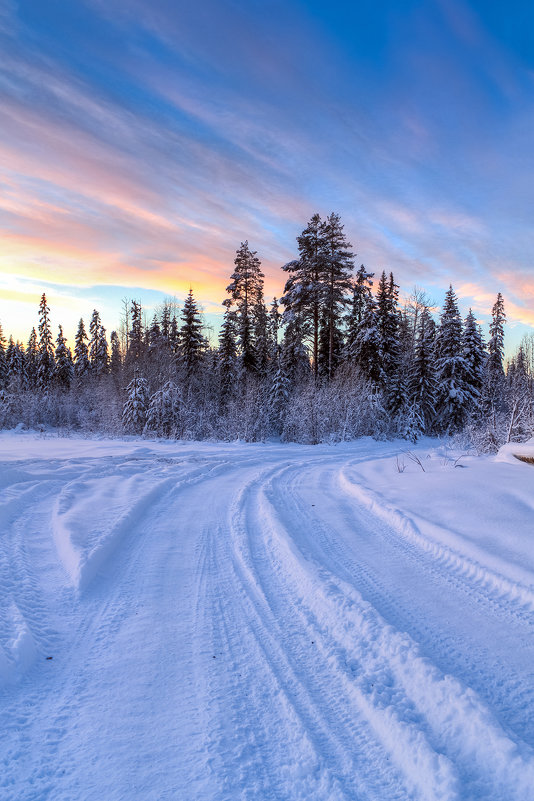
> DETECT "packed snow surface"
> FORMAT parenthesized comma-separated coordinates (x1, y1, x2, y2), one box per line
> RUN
(1, 432, 533, 801)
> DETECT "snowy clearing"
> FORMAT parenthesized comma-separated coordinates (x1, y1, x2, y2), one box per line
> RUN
(0, 432, 533, 801)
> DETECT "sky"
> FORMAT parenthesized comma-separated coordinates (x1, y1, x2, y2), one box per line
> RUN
(1, 0, 533, 352)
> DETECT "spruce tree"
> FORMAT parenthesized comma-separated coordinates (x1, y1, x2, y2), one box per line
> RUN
(268, 347, 291, 431)
(375, 271, 400, 387)
(408, 306, 437, 432)
(37, 293, 55, 389)
(4, 336, 15, 389)
(218, 303, 238, 402)
(55, 326, 74, 388)
(127, 301, 144, 363)
(463, 309, 486, 413)
(0, 323, 7, 389)
(89, 310, 109, 375)
(351, 293, 382, 385)
(178, 289, 204, 377)
(6, 338, 26, 391)
(434, 286, 470, 433)
(110, 331, 122, 375)
(345, 265, 374, 359)
(74, 318, 90, 380)
(253, 300, 270, 379)
(483, 292, 506, 416)
(268, 298, 280, 361)
(26, 328, 38, 388)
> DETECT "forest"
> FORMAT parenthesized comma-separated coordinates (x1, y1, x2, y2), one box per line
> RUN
(0, 213, 532, 449)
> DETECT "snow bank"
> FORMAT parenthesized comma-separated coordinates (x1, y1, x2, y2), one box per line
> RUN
(496, 436, 534, 465)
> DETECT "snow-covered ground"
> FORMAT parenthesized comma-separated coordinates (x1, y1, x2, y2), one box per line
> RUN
(0, 431, 533, 801)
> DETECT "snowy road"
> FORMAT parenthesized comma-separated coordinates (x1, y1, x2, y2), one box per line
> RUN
(0, 434, 533, 800)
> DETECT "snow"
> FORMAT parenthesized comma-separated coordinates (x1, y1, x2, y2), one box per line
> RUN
(0, 431, 533, 800)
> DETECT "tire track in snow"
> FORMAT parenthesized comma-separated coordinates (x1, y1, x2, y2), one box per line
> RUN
(0, 454, 242, 800)
(274, 458, 534, 747)
(227, 460, 460, 801)
(261, 458, 534, 800)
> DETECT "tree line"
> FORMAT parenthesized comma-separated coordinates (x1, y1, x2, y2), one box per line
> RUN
(0, 212, 532, 448)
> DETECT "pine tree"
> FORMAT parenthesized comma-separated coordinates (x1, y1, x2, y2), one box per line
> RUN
(37, 293, 55, 390)
(281, 213, 325, 377)
(74, 318, 90, 380)
(178, 289, 204, 377)
(122, 369, 149, 433)
(434, 286, 470, 433)
(55, 326, 73, 388)
(318, 213, 355, 379)
(226, 241, 265, 373)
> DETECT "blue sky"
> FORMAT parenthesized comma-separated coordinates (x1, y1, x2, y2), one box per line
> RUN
(0, 0, 533, 352)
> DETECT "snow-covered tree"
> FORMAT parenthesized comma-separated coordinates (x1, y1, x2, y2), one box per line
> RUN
(345, 264, 374, 359)
(144, 381, 182, 438)
(463, 309, 486, 413)
(281, 213, 324, 378)
(122, 370, 150, 434)
(268, 347, 291, 431)
(408, 306, 437, 432)
(350, 292, 382, 385)
(483, 292, 506, 416)
(434, 286, 470, 433)
(376, 271, 400, 387)
(6, 338, 26, 391)
(218, 303, 238, 403)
